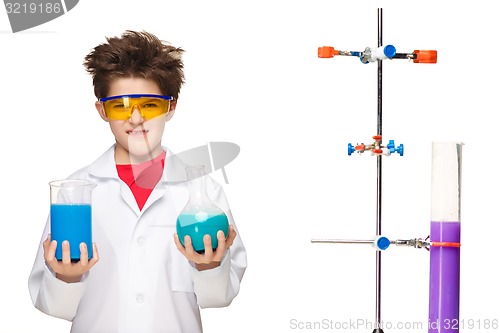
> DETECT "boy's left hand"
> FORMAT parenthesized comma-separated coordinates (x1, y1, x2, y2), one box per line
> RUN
(174, 224, 236, 271)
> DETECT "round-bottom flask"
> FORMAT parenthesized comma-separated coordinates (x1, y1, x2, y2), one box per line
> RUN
(176, 165, 229, 253)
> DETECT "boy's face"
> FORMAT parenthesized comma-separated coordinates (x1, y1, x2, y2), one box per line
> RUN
(95, 77, 176, 164)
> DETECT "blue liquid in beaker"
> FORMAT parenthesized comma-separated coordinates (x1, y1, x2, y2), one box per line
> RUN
(50, 204, 92, 261)
(176, 213, 229, 253)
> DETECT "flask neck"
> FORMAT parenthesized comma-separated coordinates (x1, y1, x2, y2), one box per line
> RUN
(186, 166, 210, 205)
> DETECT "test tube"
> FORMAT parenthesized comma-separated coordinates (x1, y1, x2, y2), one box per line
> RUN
(429, 142, 463, 333)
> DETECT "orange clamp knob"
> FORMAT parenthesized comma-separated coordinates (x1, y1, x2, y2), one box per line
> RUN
(355, 144, 365, 151)
(318, 46, 339, 58)
(413, 50, 437, 64)
(373, 148, 383, 154)
(373, 135, 382, 141)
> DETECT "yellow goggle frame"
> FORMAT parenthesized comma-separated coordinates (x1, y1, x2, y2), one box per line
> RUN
(99, 94, 173, 120)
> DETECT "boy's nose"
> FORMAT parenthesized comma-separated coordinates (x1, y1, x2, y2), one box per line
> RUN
(129, 106, 144, 124)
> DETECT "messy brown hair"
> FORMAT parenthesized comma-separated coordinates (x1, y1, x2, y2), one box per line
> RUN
(83, 30, 185, 100)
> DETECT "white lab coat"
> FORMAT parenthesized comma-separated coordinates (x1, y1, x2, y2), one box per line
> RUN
(28, 145, 247, 333)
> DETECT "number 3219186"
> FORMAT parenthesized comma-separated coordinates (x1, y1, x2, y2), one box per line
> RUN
(5, 2, 62, 14)
(443, 319, 499, 330)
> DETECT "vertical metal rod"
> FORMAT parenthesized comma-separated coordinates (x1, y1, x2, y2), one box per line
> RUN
(377, 8, 383, 138)
(375, 7, 384, 332)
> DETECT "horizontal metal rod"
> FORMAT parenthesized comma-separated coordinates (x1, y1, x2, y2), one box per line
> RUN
(310, 237, 433, 250)
(311, 239, 374, 244)
(393, 52, 416, 59)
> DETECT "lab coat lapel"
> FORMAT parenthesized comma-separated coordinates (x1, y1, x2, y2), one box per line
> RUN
(88, 145, 189, 217)
(119, 181, 142, 217)
(140, 186, 165, 213)
(88, 146, 140, 216)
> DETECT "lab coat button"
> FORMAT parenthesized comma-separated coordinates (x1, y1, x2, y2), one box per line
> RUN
(137, 237, 146, 246)
(136, 294, 145, 303)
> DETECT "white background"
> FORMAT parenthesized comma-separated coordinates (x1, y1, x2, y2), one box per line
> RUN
(1, 0, 499, 332)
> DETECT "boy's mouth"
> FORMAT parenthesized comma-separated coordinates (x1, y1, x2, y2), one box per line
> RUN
(127, 129, 149, 136)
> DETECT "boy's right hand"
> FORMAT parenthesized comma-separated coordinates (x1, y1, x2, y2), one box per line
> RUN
(43, 234, 99, 284)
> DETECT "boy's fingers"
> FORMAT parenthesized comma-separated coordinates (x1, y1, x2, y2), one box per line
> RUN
(173, 234, 186, 254)
(225, 226, 236, 248)
(79, 242, 89, 265)
(43, 234, 52, 248)
(214, 231, 226, 261)
(203, 234, 213, 255)
(92, 242, 99, 261)
(88, 242, 99, 268)
(45, 240, 57, 263)
(62, 241, 71, 265)
(183, 236, 200, 261)
(201, 235, 214, 263)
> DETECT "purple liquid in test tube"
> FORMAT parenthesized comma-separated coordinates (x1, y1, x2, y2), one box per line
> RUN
(429, 142, 463, 333)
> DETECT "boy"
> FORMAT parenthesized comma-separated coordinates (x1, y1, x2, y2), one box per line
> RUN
(28, 30, 247, 333)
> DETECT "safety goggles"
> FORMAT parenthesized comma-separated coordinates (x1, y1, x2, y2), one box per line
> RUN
(99, 94, 174, 120)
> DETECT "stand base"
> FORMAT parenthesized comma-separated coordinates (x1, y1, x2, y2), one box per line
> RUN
(372, 329, 384, 333)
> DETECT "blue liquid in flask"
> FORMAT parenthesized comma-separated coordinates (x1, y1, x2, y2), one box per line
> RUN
(176, 212, 229, 253)
(50, 203, 92, 261)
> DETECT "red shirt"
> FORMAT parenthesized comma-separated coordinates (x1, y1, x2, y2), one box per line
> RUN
(116, 151, 166, 211)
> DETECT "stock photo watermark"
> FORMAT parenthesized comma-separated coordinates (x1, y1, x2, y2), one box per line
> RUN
(289, 318, 499, 331)
(3, 0, 79, 32)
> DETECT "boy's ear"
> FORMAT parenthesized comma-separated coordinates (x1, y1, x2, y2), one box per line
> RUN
(165, 100, 177, 122)
(95, 101, 109, 122)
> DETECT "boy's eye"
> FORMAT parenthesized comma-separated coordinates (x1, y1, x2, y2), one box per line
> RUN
(142, 103, 158, 108)
(105, 100, 126, 109)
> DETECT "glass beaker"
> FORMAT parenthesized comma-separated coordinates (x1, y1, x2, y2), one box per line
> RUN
(176, 165, 229, 253)
(49, 179, 97, 261)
